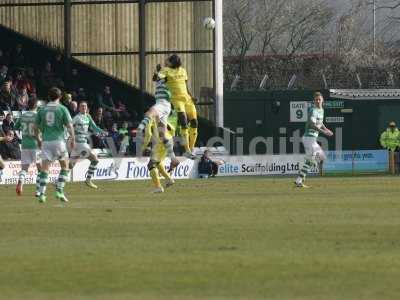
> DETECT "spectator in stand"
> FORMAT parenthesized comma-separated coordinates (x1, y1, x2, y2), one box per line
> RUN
(118, 121, 129, 154)
(40, 61, 64, 93)
(0, 130, 21, 160)
(75, 87, 87, 102)
(15, 86, 29, 111)
(92, 107, 108, 130)
(108, 123, 121, 151)
(0, 49, 8, 66)
(0, 80, 17, 111)
(40, 61, 56, 92)
(52, 52, 64, 79)
(13, 70, 35, 95)
(61, 92, 72, 108)
(69, 100, 78, 117)
(2, 113, 15, 133)
(0, 111, 5, 128)
(115, 100, 131, 121)
(25, 68, 37, 94)
(91, 107, 108, 149)
(97, 85, 117, 118)
(0, 65, 8, 85)
(10, 44, 25, 70)
(67, 68, 80, 94)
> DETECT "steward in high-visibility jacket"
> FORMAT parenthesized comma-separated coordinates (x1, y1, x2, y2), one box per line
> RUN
(380, 121, 400, 151)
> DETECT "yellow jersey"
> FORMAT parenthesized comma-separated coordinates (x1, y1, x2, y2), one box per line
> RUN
(158, 67, 188, 96)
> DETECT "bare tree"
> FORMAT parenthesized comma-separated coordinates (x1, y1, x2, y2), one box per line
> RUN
(223, 0, 257, 74)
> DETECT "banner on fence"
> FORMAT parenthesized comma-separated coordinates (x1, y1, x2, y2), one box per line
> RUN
(324, 150, 388, 173)
(0, 151, 388, 185)
(0, 161, 61, 185)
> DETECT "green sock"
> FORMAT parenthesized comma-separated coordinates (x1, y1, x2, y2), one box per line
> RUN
(56, 169, 70, 193)
(38, 171, 49, 195)
(86, 161, 98, 180)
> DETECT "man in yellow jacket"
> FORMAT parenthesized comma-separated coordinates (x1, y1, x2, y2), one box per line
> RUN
(380, 121, 400, 151)
(380, 121, 400, 174)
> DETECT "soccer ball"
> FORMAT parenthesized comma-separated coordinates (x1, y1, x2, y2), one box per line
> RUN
(203, 17, 216, 30)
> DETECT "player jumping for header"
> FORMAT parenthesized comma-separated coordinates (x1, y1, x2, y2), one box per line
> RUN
(137, 70, 181, 170)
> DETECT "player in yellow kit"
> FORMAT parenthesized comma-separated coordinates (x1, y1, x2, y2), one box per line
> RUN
(142, 116, 177, 193)
(158, 54, 198, 156)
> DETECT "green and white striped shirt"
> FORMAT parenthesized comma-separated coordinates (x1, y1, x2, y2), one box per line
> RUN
(72, 113, 103, 143)
(304, 106, 324, 138)
(155, 81, 171, 103)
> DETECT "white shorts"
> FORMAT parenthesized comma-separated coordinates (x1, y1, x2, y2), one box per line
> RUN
(41, 140, 69, 162)
(154, 100, 171, 126)
(302, 136, 326, 162)
(21, 149, 41, 165)
(70, 142, 92, 158)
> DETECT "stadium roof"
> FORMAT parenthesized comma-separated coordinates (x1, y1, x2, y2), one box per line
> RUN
(330, 89, 400, 100)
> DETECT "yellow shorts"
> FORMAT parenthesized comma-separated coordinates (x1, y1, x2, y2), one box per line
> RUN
(171, 94, 191, 113)
(171, 94, 197, 120)
(151, 142, 167, 163)
(185, 100, 197, 121)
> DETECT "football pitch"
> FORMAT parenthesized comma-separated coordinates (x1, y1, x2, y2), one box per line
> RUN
(1, 176, 400, 300)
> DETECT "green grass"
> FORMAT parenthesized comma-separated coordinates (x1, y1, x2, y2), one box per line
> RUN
(1, 176, 400, 300)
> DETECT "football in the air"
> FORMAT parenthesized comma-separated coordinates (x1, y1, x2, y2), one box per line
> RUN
(203, 17, 216, 30)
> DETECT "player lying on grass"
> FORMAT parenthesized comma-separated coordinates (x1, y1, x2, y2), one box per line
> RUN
(34, 87, 75, 203)
(295, 92, 333, 188)
(14, 97, 42, 196)
(69, 101, 107, 189)
(141, 114, 178, 194)
(137, 76, 181, 169)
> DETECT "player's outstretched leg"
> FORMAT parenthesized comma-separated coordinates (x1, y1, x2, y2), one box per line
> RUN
(137, 115, 152, 133)
(55, 169, 70, 202)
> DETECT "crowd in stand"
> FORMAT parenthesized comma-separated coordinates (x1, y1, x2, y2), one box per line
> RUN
(0, 43, 138, 161)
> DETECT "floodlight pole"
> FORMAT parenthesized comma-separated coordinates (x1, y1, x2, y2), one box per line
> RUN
(214, 0, 224, 128)
(139, 0, 146, 118)
(373, 0, 376, 56)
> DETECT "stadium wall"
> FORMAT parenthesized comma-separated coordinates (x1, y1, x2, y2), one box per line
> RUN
(223, 91, 400, 153)
(0, 0, 214, 118)
(0, 151, 388, 185)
